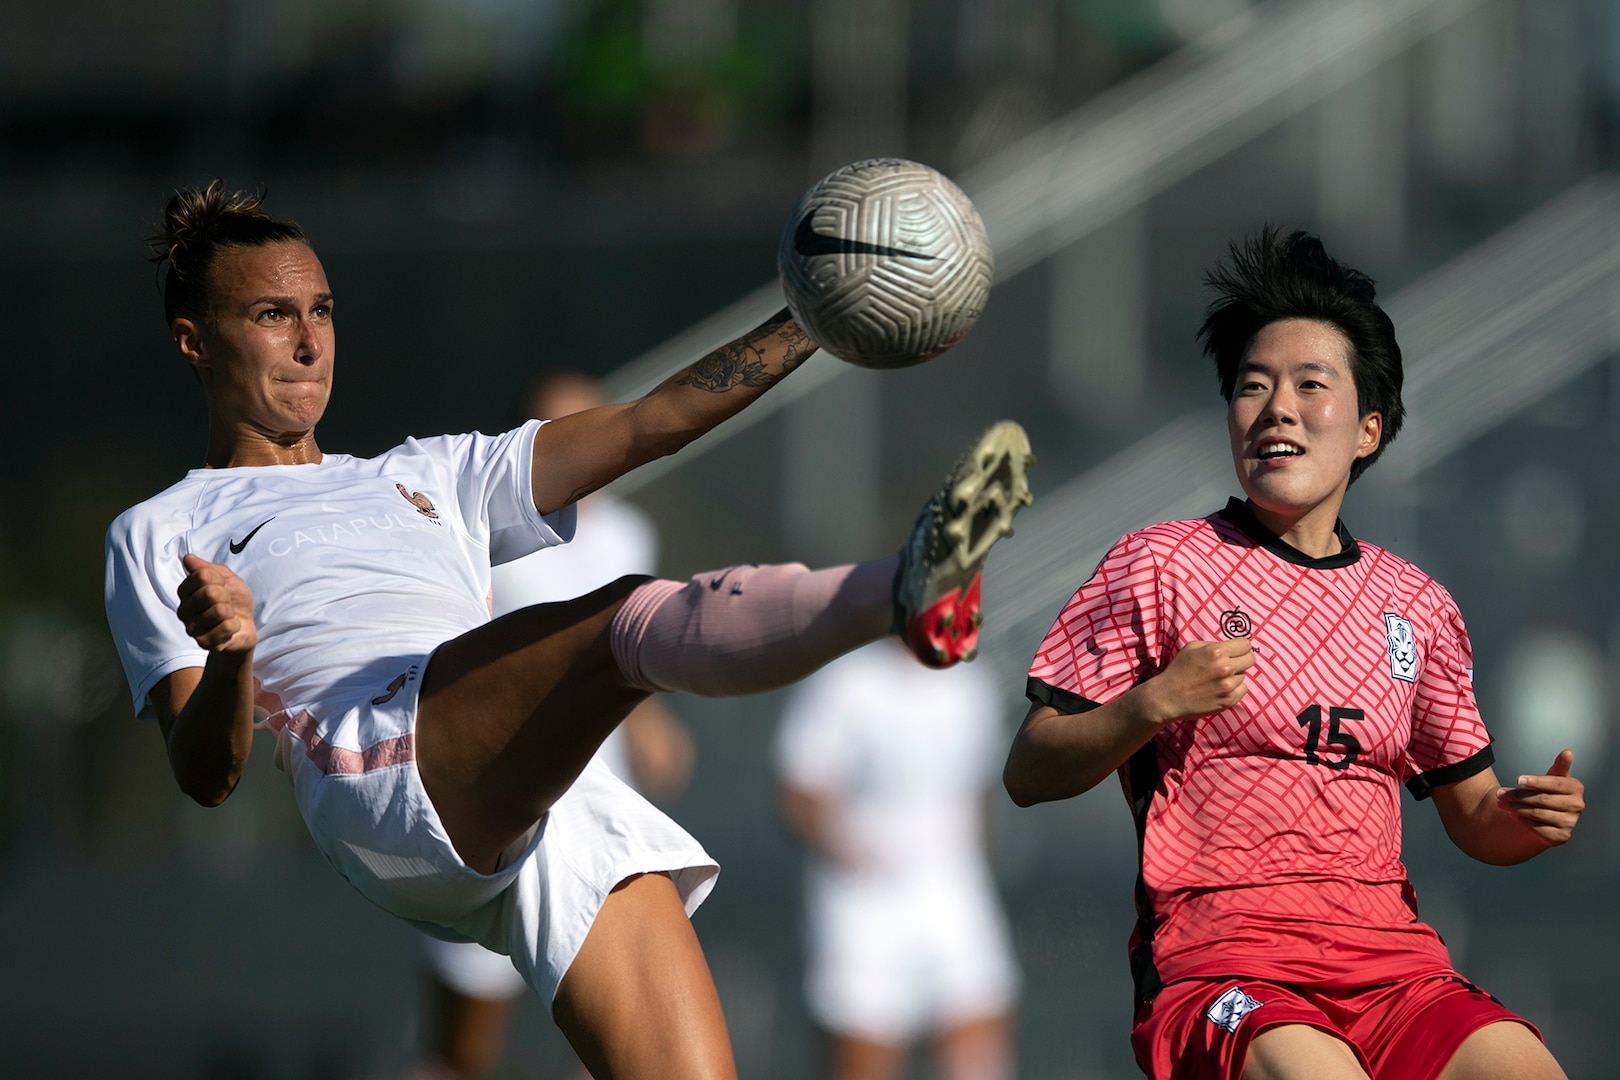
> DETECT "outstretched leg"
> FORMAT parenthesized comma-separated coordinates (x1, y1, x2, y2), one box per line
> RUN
(416, 422, 1034, 872)
(416, 577, 652, 873)
(552, 872, 737, 1080)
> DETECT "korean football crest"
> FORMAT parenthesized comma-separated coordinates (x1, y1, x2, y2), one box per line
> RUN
(1383, 613, 1417, 683)
(1206, 987, 1263, 1033)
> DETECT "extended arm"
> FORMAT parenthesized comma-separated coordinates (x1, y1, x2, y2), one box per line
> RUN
(152, 553, 260, 806)
(528, 309, 818, 513)
(1429, 750, 1585, 866)
(1004, 638, 1254, 806)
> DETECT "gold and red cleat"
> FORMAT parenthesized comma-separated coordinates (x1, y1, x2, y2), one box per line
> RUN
(894, 421, 1034, 667)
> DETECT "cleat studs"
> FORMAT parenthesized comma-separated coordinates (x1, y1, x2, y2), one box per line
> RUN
(962, 647, 978, 662)
(970, 611, 983, 628)
(932, 646, 948, 665)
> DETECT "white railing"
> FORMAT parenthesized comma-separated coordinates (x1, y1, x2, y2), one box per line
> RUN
(600, 0, 1492, 495)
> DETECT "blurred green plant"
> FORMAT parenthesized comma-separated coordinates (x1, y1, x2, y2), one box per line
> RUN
(559, 0, 806, 154)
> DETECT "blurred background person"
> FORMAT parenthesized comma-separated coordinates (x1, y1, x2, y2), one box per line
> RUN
(774, 638, 1019, 1080)
(414, 371, 696, 1080)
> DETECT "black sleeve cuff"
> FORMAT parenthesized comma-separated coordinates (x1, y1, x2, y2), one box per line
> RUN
(1405, 743, 1495, 801)
(1026, 677, 1102, 715)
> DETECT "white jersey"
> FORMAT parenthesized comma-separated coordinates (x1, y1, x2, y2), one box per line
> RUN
(774, 638, 1004, 882)
(104, 421, 574, 722)
(489, 493, 659, 783)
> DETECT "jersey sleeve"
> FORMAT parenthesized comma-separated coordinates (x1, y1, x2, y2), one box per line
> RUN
(104, 505, 208, 722)
(412, 420, 577, 566)
(1403, 586, 1494, 800)
(1026, 532, 1163, 714)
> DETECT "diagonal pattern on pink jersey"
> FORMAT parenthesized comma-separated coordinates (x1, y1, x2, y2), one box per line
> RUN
(1028, 501, 1493, 999)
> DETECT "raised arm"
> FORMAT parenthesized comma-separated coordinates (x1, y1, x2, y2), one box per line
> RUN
(1429, 750, 1585, 866)
(151, 553, 260, 806)
(528, 309, 818, 514)
(1004, 638, 1254, 806)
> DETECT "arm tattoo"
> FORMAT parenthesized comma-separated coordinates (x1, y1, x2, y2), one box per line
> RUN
(677, 308, 818, 393)
(679, 339, 775, 392)
(776, 318, 818, 369)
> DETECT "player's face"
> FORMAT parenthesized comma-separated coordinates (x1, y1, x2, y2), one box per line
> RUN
(177, 240, 335, 438)
(1227, 318, 1381, 521)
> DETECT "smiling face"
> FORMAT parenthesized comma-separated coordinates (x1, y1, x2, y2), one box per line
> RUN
(1227, 318, 1382, 541)
(175, 240, 334, 464)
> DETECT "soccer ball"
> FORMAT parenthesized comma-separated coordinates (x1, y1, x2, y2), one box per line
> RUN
(777, 158, 994, 369)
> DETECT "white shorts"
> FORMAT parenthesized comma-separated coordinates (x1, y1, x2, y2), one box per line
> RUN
(274, 658, 718, 1006)
(805, 870, 1020, 1041)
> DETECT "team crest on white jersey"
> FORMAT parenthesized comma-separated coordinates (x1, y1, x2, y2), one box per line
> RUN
(1384, 613, 1417, 682)
(1206, 987, 1262, 1033)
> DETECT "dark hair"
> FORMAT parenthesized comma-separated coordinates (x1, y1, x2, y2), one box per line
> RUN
(147, 179, 309, 326)
(1197, 226, 1404, 484)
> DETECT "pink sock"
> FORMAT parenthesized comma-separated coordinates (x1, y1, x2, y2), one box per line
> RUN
(609, 557, 899, 696)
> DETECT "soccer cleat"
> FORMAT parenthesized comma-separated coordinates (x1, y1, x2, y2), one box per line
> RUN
(894, 421, 1034, 667)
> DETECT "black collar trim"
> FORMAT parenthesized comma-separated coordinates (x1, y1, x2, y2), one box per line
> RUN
(1216, 497, 1361, 569)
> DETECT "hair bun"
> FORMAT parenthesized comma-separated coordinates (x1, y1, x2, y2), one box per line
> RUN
(146, 179, 307, 325)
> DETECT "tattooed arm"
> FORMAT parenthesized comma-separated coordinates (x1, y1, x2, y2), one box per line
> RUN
(528, 308, 818, 514)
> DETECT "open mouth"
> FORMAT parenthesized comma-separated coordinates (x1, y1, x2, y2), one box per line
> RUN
(1257, 440, 1303, 461)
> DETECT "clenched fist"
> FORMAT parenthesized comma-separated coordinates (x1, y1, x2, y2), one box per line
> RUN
(1140, 638, 1255, 725)
(176, 553, 258, 655)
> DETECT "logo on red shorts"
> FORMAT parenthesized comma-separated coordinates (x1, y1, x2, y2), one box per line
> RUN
(1207, 987, 1263, 1033)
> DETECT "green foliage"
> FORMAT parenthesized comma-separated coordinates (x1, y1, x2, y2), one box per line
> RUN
(558, 0, 806, 145)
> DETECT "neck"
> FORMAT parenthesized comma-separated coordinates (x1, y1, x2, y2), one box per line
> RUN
(1247, 497, 1343, 559)
(204, 422, 323, 468)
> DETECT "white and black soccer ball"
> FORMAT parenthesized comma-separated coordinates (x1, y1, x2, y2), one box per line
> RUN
(777, 158, 993, 369)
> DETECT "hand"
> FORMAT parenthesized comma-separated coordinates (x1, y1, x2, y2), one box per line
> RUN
(1139, 638, 1255, 725)
(1496, 749, 1585, 848)
(176, 553, 258, 655)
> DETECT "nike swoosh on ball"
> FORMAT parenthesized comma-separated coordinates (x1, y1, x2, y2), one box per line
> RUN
(792, 214, 936, 261)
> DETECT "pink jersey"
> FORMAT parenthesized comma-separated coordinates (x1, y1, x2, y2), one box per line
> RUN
(1027, 500, 1493, 1004)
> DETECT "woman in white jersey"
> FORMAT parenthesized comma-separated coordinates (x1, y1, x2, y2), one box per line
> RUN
(103, 181, 1034, 1080)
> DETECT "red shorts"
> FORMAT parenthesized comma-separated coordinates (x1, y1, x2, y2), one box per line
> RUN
(1130, 970, 1538, 1080)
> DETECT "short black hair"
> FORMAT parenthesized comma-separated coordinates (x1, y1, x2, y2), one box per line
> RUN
(147, 179, 309, 326)
(1198, 226, 1404, 484)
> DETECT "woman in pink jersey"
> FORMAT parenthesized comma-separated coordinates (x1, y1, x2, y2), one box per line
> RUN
(1004, 228, 1584, 1080)
(104, 181, 1034, 1080)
